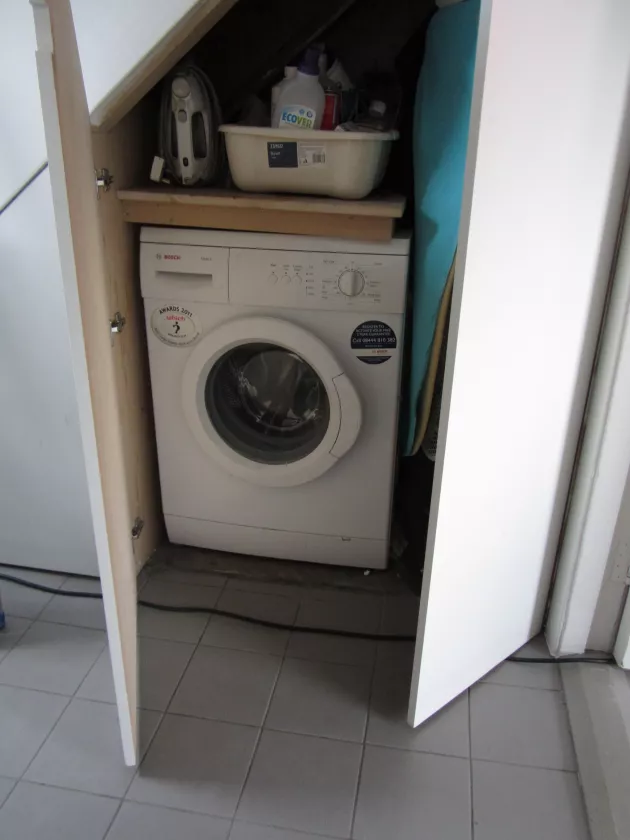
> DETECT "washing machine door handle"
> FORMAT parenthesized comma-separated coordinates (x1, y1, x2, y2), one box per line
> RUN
(330, 373, 362, 459)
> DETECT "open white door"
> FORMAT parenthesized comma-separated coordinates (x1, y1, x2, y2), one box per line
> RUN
(32, 0, 138, 764)
(409, 0, 630, 726)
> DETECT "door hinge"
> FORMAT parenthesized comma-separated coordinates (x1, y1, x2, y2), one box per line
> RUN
(610, 538, 630, 585)
(131, 517, 144, 541)
(95, 167, 114, 196)
(110, 311, 126, 334)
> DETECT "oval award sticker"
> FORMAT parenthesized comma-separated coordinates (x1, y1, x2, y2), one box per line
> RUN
(151, 305, 201, 347)
(351, 320, 397, 364)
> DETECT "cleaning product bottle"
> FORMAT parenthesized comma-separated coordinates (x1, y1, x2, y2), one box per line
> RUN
(272, 47, 325, 130)
(271, 66, 297, 115)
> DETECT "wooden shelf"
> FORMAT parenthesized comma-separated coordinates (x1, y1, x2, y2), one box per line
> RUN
(117, 187, 406, 242)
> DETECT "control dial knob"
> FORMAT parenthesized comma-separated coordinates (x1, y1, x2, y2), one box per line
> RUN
(337, 269, 365, 297)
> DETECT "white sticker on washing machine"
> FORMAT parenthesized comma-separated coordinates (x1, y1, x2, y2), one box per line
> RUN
(351, 320, 397, 364)
(151, 305, 201, 347)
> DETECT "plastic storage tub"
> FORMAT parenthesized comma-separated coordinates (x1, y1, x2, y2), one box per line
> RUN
(220, 125, 398, 200)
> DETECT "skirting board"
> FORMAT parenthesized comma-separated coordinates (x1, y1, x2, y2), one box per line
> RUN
(561, 663, 630, 840)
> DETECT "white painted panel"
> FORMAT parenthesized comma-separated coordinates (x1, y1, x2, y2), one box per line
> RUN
(547, 197, 630, 656)
(0, 171, 97, 575)
(1, 0, 200, 208)
(410, 0, 630, 725)
(614, 597, 630, 668)
(33, 0, 138, 765)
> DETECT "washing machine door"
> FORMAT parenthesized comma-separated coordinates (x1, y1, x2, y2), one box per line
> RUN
(182, 316, 362, 487)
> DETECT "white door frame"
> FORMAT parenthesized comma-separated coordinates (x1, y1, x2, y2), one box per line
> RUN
(546, 183, 630, 658)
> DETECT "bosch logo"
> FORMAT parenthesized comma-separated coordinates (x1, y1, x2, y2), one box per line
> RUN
(163, 254, 181, 261)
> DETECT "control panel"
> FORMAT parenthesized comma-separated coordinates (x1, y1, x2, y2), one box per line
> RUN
(228, 248, 408, 313)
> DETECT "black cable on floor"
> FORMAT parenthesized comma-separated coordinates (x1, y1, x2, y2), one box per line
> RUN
(0, 569, 617, 661)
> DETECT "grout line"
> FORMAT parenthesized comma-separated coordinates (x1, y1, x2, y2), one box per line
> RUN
(0, 680, 81, 700)
(468, 688, 475, 840)
(231, 815, 345, 839)
(124, 569, 229, 797)
(2, 777, 123, 802)
(231, 640, 285, 821)
(98, 794, 125, 840)
(348, 595, 382, 838)
(120, 711, 165, 800)
(15, 692, 72, 784)
(124, 575, 235, 780)
(470, 755, 580, 774)
(122, 571, 232, 794)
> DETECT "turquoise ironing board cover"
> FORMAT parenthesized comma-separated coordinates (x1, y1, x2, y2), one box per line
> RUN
(405, 0, 481, 454)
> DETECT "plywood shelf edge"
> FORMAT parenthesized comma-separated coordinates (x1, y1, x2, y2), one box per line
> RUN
(117, 187, 406, 242)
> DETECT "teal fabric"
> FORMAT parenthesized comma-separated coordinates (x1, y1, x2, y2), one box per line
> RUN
(405, 0, 481, 454)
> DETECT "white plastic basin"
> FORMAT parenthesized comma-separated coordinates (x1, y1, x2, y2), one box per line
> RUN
(220, 125, 398, 200)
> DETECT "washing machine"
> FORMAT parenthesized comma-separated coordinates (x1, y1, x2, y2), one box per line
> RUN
(140, 227, 410, 568)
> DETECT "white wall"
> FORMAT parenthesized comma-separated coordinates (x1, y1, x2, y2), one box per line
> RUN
(0, 171, 98, 574)
(1, 0, 202, 209)
(0, 0, 202, 572)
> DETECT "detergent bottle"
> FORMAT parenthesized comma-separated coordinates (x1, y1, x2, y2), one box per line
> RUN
(272, 47, 324, 130)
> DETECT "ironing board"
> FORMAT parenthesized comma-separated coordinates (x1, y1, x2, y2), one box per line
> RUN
(405, 0, 480, 453)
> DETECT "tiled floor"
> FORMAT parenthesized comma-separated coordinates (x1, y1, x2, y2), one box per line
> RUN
(0, 557, 591, 839)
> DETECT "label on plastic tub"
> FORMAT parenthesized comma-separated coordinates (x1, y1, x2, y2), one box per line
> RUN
(267, 142, 298, 168)
(298, 144, 326, 166)
(267, 142, 326, 168)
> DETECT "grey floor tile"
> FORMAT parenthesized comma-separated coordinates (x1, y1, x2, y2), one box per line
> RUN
(24, 698, 161, 797)
(482, 637, 561, 691)
(286, 631, 376, 667)
(266, 657, 371, 742)
(78, 637, 195, 712)
(237, 729, 362, 837)
(105, 801, 231, 840)
(127, 714, 258, 817)
(353, 745, 471, 840)
(149, 566, 228, 589)
(286, 590, 381, 667)
(75, 647, 117, 704)
(380, 594, 419, 636)
(0, 569, 66, 619)
(367, 668, 469, 757)
(170, 646, 281, 726)
(230, 824, 337, 840)
(138, 579, 221, 643)
(224, 578, 307, 599)
(375, 640, 415, 673)
(0, 616, 32, 663)
(296, 590, 382, 635)
(202, 589, 298, 656)
(0, 781, 119, 840)
(138, 637, 196, 711)
(38, 577, 106, 631)
(0, 685, 68, 777)
(470, 683, 576, 771)
(0, 776, 16, 807)
(0, 621, 107, 695)
(472, 760, 590, 840)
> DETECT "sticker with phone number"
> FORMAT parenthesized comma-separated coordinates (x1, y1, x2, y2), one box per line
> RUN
(351, 320, 397, 364)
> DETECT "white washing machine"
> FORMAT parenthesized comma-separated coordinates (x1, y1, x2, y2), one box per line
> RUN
(140, 227, 410, 568)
